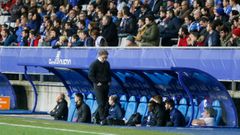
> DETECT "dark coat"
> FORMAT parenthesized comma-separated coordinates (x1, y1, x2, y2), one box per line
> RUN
(168, 108, 185, 127)
(107, 103, 123, 120)
(50, 99, 68, 121)
(3, 35, 16, 46)
(141, 22, 160, 46)
(101, 22, 118, 46)
(161, 17, 182, 38)
(76, 102, 91, 123)
(204, 30, 220, 46)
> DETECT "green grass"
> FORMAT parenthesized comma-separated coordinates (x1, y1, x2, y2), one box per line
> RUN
(0, 116, 182, 135)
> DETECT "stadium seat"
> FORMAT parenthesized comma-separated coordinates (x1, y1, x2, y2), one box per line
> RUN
(124, 96, 137, 121)
(177, 98, 188, 117)
(67, 93, 77, 122)
(120, 95, 128, 112)
(136, 96, 148, 121)
(91, 100, 98, 114)
(212, 100, 222, 125)
(185, 99, 198, 123)
(85, 93, 94, 111)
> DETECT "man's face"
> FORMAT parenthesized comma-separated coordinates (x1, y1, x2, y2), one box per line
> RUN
(165, 103, 171, 110)
(108, 97, 114, 106)
(99, 54, 108, 62)
(74, 96, 79, 103)
(202, 109, 210, 118)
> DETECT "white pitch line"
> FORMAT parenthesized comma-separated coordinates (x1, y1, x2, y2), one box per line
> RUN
(0, 122, 116, 135)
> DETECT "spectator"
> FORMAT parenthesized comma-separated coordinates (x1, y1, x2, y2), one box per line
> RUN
(227, 28, 240, 46)
(214, 7, 229, 23)
(50, 93, 68, 121)
(28, 30, 39, 47)
(205, 22, 221, 46)
(187, 31, 204, 46)
(150, 0, 161, 15)
(230, 0, 240, 12)
(192, 107, 216, 126)
(178, 26, 189, 47)
(135, 18, 146, 42)
(165, 99, 186, 127)
(119, 6, 138, 36)
(78, 30, 94, 47)
(90, 29, 108, 47)
(199, 17, 210, 43)
(53, 35, 68, 48)
(73, 93, 91, 123)
(101, 95, 124, 125)
(178, 0, 192, 21)
(223, 0, 232, 15)
(220, 25, 231, 46)
(126, 35, 138, 47)
(0, 28, 16, 46)
(49, 28, 59, 47)
(161, 9, 182, 46)
(19, 29, 29, 46)
(130, 0, 142, 19)
(16, 16, 28, 43)
(9, 0, 23, 22)
(145, 101, 158, 126)
(139, 4, 150, 19)
(68, 34, 82, 47)
(139, 14, 159, 46)
(101, 15, 118, 46)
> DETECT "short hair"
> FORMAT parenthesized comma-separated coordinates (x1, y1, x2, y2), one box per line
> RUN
(145, 14, 155, 22)
(204, 107, 216, 117)
(165, 99, 175, 107)
(152, 95, 163, 104)
(59, 93, 65, 99)
(29, 30, 37, 36)
(98, 49, 109, 56)
(181, 26, 189, 35)
(148, 101, 156, 109)
(75, 93, 83, 101)
(109, 95, 118, 103)
(200, 16, 209, 23)
(220, 25, 230, 33)
(72, 34, 79, 40)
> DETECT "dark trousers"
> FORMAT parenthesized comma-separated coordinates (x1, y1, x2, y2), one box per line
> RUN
(94, 83, 109, 121)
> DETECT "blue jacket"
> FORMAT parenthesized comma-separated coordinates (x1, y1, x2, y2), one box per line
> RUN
(107, 103, 123, 120)
(3, 35, 16, 46)
(204, 30, 220, 47)
(169, 108, 186, 127)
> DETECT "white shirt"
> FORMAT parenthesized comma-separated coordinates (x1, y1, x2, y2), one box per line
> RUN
(199, 117, 216, 126)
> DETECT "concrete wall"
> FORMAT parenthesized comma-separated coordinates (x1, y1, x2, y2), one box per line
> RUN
(10, 81, 69, 112)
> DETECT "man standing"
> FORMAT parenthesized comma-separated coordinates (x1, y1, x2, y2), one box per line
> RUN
(88, 49, 111, 123)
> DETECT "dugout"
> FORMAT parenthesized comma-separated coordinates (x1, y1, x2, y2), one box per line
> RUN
(0, 48, 235, 127)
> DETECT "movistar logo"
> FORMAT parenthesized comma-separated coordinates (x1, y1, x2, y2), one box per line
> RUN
(49, 51, 71, 65)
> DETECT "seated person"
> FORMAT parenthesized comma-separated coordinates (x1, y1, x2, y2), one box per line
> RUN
(73, 93, 91, 123)
(50, 93, 68, 121)
(165, 99, 186, 127)
(101, 95, 124, 125)
(192, 107, 216, 126)
(145, 101, 157, 127)
(150, 95, 169, 126)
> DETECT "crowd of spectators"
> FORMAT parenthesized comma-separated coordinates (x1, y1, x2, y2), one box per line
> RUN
(0, 0, 240, 47)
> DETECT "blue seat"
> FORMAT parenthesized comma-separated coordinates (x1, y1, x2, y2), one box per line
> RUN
(197, 99, 210, 118)
(177, 98, 188, 117)
(85, 93, 94, 112)
(67, 93, 77, 122)
(185, 99, 198, 123)
(212, 100, 222, 125)
(91, 100, 98, 114)
(136, 96, 148, 121)
(124, 96, 137, 121)
(120, 95, 128, 112)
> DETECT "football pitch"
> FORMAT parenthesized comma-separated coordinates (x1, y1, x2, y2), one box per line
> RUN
(0, 116, 180, 135)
